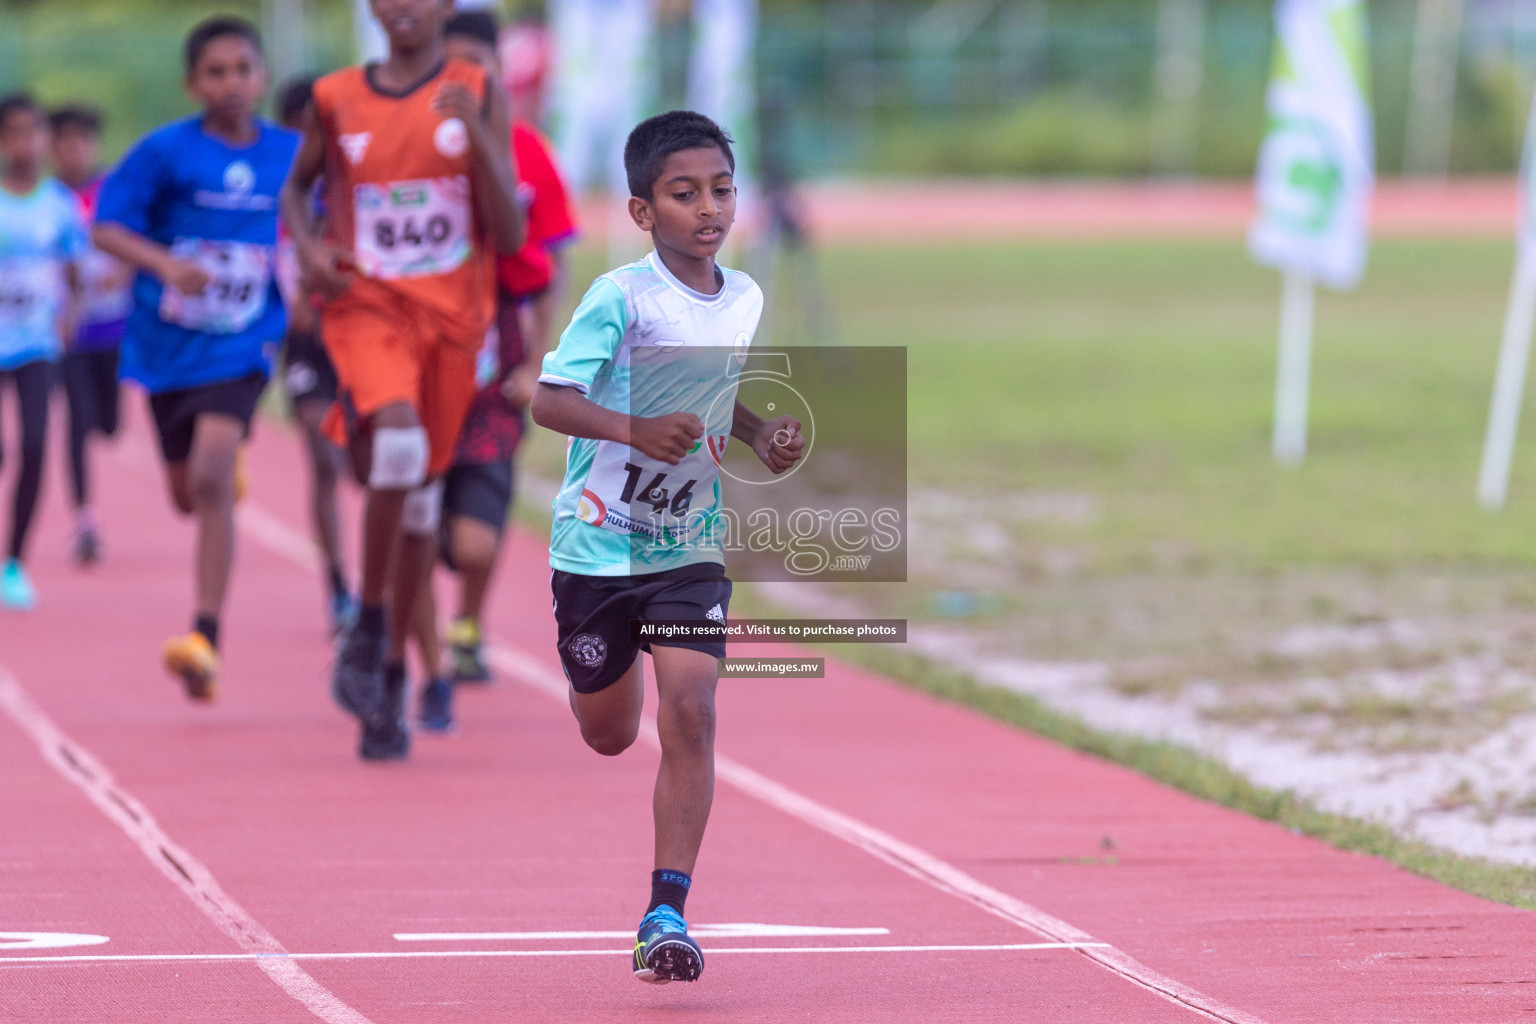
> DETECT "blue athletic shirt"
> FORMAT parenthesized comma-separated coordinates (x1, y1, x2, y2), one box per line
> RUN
(0, 178, 88, 370)
(96, 116, 298, 394)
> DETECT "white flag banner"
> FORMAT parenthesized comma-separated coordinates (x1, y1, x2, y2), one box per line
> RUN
(1518, 84, 1536, 264)
(549, 0, 659, 195)
(688, 0, 758, 182)
(1249, 0, 1374, 291)
(351, 0, 386, 63)
(1476, 82, 1536, 509)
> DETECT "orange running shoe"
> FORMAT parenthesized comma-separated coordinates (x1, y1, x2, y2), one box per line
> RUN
(162, 632, 219, 702)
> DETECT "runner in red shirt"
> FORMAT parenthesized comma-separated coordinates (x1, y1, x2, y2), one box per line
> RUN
(413, 8, 577, 730)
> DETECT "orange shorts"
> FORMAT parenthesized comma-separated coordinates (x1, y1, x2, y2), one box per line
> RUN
(321, 292, 482, 477)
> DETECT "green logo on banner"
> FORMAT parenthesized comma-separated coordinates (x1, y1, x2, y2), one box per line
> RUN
(1257, 117, 1344, 236)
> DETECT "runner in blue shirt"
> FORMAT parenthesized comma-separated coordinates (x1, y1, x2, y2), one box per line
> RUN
(94, 16, 298, 701)
(0, 93, 87, 611)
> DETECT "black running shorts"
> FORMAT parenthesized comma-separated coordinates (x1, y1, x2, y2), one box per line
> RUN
(444, 458, 514, 532)
(282, 327, 339, 406)
(149, 372, 267, 464)
(551, 563, 732, 694)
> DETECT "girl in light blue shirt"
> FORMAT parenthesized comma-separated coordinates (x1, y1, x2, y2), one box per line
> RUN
(0, 93, 86, 610)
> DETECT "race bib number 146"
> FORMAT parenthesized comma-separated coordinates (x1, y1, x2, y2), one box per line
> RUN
(578, 436, 728, 546)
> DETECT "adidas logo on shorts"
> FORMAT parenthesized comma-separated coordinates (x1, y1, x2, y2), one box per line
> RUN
(705, 604, 725, 624)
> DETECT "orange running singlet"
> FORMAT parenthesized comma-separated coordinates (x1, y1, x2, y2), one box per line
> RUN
(311, 59, 496, 339)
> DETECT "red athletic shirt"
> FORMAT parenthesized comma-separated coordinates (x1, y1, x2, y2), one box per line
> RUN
(497, 122, 576, 299)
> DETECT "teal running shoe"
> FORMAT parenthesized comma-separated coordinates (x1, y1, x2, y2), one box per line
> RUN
(633, 905, 703, 984)
(1, 559, 36, 611)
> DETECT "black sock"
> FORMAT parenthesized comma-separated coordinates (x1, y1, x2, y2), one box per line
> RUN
(647, 869, 691, 916)
(193, 614, 220, 650)
(357, 603, 386, 634)
(328, 566, 348, 599)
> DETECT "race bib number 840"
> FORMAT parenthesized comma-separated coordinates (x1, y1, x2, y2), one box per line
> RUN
(353, 176, 472, 281)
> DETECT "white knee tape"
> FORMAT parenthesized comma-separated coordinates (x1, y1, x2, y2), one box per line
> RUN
(401, 479, 444, 536)
(369, 426, 430, 490)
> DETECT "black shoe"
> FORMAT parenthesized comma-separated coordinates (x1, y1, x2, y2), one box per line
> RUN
(446, 617, 492, 684)
(72, 527, 102, 567)
(332, 614, 388, 722)
(417, 677, 454, 732)
(360, 662, 410, 760)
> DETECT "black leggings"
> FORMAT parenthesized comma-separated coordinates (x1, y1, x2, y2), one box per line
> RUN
(60, 347, 121, 506)
(0, 360, 54, 562)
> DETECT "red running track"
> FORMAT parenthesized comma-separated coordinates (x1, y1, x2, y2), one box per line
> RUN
(1, 404, 1533, 1023)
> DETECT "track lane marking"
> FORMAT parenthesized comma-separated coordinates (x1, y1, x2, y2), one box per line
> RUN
(395, 924, 891, 940)
(0, 933, 109, 949)
(0, 941, 1108, 966)
(0, 668, 378, 1024)
(237, 498, 1270, 1024)
(484, 644, 1268, 1024)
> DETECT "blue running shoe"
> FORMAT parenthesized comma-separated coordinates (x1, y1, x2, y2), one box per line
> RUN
(417, 677, 454, 732)
(1, 559, 36, 611)
(633, 906, 703, 984)
(328, 591, 360, 637)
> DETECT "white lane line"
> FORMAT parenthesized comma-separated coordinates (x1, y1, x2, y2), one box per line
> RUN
(489, 640, 1270, 1024)
(236, 502, 1269, 1024)
(0, 933, 109, 950)
(0, 941, 1107, 966)
(0, 669, 376, 1024)
(396, 924, 889, 941)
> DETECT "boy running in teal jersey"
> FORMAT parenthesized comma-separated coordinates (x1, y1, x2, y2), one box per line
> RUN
(530, 110, 803, 985)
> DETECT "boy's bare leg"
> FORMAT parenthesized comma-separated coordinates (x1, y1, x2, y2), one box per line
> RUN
(412, 553, 443, 679)
(185, 414, 244, 625)
(649, 646, 719, 875)
(164, 462, 194, 515)
(412, 555, 459, 730)
(449, 515, 500, 621)
(160, 414, 243, 701)
(354, 401, 418, 606)
(294, 397, 347, 599)
(569, 657, 645, 757)
(391, 530, 435, 664)
(333, 400, 419, 748)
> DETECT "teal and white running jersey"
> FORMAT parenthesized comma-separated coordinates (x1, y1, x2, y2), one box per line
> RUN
(0, 178, 88, 370)
(539, 250, 763, 576)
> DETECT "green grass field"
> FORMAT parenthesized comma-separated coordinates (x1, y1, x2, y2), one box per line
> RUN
(847, 238, 1536, 565)
(539, 237, 1536, 570)
(531, 237, 1536, 625)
